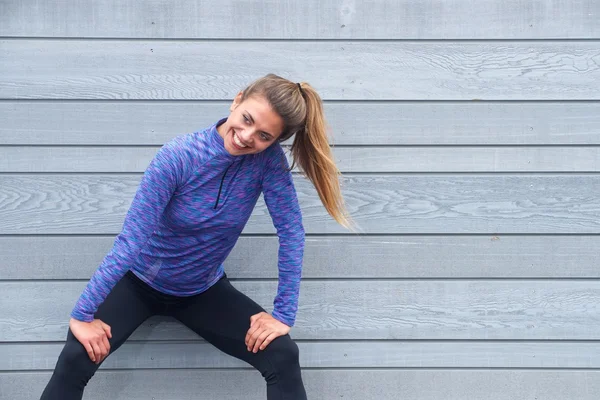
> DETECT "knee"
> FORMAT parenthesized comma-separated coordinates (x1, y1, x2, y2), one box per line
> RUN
(262, 335, 301, 377)
(40, 339, 98, 399)
(54, 339, 97, 380)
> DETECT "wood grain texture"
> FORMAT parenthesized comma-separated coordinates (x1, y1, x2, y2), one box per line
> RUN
(3, 370, 600, 400)
(1, 0, 598, 39)
(3, 235, 599, 280)
(4, 146, 600, 173)
(4, 101, 600, 145)
(3, 0, 599, 393)
(5, 341, 600, 370)
(3, 281, 600, 341)
(3, 40, 600, 100)
(1, 174, 600, 235)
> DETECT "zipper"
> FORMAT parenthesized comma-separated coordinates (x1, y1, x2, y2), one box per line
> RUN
(214, 163, 233, 209)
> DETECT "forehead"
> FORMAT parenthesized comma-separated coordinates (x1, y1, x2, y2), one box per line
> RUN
(241, 96, 284, 138)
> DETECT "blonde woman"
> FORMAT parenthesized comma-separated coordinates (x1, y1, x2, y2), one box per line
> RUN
(41, 74, 351, 400)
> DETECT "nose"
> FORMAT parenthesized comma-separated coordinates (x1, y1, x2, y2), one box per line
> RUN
(238, 128, 255, 143)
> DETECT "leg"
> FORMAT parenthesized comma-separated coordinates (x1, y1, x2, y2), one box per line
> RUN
(40, 272, 157, 400)
(172, 276, 307, 400)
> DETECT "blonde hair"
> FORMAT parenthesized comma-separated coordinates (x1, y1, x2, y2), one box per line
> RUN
(242, 74, 353, 229)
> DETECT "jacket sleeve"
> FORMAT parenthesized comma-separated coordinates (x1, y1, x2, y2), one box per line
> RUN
(261, 145, 305, 327)
(70, 136, 190, 322)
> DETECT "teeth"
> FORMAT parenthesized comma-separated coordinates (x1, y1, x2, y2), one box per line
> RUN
(233, 133, 248, 148)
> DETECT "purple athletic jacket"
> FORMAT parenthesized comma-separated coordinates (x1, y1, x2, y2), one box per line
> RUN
(71, 119, 305, 326)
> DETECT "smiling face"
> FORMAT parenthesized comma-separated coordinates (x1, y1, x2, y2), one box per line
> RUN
(217, 92, 285, 156)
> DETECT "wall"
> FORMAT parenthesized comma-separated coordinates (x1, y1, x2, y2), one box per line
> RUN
(1, 1, 600, 399)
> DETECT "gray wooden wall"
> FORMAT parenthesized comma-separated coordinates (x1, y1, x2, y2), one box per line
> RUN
(2, 1, 600, 399)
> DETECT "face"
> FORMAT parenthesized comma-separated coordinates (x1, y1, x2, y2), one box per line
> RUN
(217, 93, 284, 156)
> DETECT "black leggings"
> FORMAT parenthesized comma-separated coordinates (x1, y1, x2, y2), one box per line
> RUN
(40, 271, 307, 400)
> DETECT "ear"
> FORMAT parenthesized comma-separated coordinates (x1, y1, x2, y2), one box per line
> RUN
(230, 91, 244, 112)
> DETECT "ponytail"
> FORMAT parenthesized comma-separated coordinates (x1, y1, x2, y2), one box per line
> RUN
(242, 74, 353, 229)
(291, 83, 353, 229)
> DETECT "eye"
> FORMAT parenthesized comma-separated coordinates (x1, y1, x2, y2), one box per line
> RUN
(243, 115, 250, 124)
(260, 133, 271, 141)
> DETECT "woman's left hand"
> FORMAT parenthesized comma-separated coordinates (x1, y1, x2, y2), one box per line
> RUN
(245, 312, 291, 353)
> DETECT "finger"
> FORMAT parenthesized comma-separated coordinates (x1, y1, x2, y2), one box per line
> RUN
(97, 340, 108, 361)
(91, 342, 102, 364)
(248, 317, 260, 330)
(247, 327, 265, 352)
(249, 314, 259, 325)
(245, 324, 261, 346)
(253, 330, 272, 353)
(249, 313, 264, 328)
(102, 334, 111, 357)
(83, 341, 95, 362)
(102, 322, 112, 339)
(259, 332, 280, 351)
(250, 326, 268, 351)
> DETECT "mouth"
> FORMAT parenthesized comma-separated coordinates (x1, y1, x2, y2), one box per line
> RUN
(231, 131, 250, 151)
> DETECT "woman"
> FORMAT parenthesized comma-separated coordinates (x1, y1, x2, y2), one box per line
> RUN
(40, 74, 351, 400)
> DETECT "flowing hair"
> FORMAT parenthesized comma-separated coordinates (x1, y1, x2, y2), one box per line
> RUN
(241, 74, 353, 229)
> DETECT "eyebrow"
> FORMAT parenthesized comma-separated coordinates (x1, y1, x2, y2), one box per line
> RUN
(245, 111, 274, 139)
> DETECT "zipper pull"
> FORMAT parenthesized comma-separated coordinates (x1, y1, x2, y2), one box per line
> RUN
(214, 163, 233, 209)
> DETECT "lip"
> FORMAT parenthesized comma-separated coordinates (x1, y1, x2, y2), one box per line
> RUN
(231, 131, 250, 151)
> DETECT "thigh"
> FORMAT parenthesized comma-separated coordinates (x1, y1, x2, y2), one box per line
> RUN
(172, 275, 282, 365)
(45, 272, 158, 387)
(93, 271, 157, 351)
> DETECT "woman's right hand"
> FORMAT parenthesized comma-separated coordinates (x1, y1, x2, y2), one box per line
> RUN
(69, 317, 112, 364)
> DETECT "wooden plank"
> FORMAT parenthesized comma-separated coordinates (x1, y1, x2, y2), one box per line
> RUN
(3, 370, 600, 400)
(4, 146, 600, 173)
(1, 174, 600, 234)
(2, 41, 600, 100)
(4, 101, 600, 145)
(4, 341, 600, 370)
(3, 235, 600, 280)
(1, 0, 598, 39)
(3, 281, 600, 341)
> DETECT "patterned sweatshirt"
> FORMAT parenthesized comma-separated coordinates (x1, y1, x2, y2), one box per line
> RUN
(71, 119, 305, 326)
